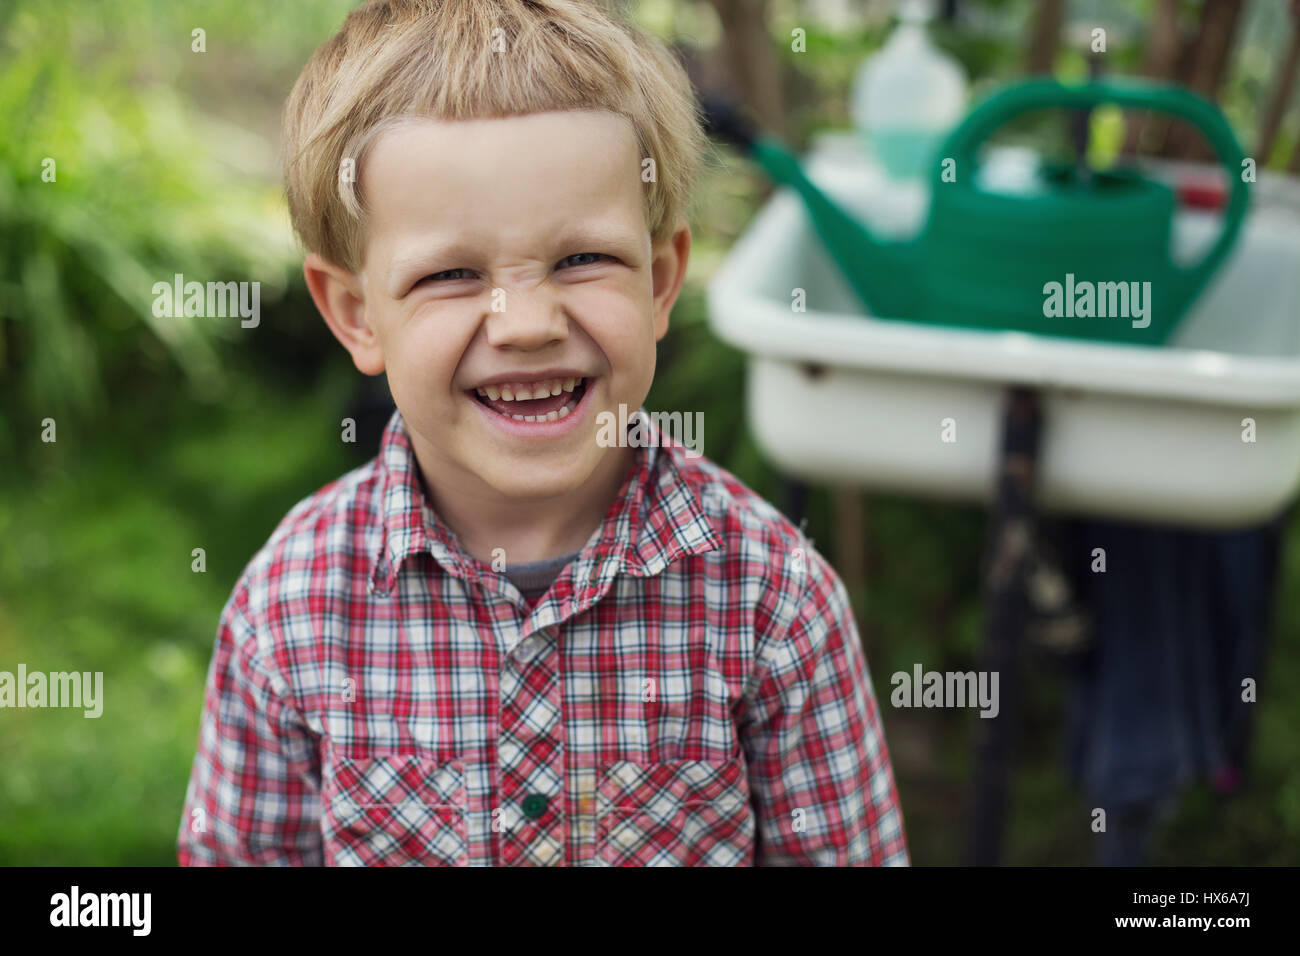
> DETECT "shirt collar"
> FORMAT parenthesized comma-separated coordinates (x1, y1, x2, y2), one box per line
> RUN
(369, 408, 722, 595)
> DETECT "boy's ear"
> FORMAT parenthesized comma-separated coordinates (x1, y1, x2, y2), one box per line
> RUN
(303, 252, 385, 375)
(650, 219, 691, 342)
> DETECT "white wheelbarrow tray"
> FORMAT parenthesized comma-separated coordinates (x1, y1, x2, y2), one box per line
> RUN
(707, 134, 1300, 529)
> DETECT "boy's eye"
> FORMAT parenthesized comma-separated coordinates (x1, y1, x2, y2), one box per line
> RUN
(416, 253, 610, 287)
(559, 252, 610, 268)
(421, 268, 475, 283)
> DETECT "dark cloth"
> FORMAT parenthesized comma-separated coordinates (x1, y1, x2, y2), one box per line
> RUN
(1055, 512, 1283, 860)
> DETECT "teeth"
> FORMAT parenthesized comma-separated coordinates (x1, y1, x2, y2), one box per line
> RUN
(499, 394, 579, 423)
(476, 376, 585, 401)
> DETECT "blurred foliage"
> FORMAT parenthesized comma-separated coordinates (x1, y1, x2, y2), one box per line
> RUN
(2, 0, 1299, 865)
(0, 0, 356, 458)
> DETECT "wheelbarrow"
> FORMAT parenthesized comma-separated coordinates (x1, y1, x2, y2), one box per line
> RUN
(707, 135, 1300, 529)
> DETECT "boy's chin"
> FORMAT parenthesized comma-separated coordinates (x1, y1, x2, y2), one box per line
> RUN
(474, 454, 604, 502)
(473, 440, 634, 505)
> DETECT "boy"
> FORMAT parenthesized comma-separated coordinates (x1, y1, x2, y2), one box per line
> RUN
(178, 0, 907, 866)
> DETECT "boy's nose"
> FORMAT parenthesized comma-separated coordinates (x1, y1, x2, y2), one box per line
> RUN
(482, 289, 569, 350)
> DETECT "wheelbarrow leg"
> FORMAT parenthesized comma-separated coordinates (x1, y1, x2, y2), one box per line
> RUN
(783, 477, 809, 526)
(967, 387, 1042, 865)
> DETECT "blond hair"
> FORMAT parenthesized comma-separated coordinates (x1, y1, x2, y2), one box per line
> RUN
(282, 0, 708, 271)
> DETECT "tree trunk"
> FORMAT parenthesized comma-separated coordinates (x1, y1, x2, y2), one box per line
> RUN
(1024, 0, 1065, 76)
(709, 0, 788, 139)
(1123, 0, 1183, 156)
(1257, 15, 1300, 165)
(1164, 0, 1247, 161)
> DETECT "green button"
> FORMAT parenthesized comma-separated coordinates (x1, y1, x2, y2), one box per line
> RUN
(521, 793, 549, 819)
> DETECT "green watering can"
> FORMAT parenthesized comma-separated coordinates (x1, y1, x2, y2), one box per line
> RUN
(710, 79, 1250, 346)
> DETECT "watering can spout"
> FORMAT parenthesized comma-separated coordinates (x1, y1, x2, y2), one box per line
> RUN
(748, 137, 919, 318)
(700, 97, 916, 318)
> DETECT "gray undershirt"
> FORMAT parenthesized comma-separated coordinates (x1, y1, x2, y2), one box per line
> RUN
(503, 550, 580, 602)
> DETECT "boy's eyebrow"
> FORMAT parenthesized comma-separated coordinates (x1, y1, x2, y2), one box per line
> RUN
(385, 227, 645, 294)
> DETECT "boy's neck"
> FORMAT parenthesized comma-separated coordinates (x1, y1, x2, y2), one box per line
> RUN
(409, 442, 638, 566)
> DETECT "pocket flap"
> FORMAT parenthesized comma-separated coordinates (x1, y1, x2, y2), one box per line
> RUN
(333, 756, 464, 820)
(599, 757, 747, 823)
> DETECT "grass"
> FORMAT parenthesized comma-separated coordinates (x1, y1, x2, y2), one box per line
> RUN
(0, 361, 359, 864)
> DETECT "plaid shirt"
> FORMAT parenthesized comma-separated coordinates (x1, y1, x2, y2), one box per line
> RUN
(177, 409, 907, 866)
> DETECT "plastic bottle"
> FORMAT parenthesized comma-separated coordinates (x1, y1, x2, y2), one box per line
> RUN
(850, 0, 968, 180)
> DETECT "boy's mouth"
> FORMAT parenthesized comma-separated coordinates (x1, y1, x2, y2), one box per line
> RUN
(469, 375, 589, 423)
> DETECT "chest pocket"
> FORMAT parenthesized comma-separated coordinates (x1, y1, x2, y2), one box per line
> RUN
(326, 755, 468, 866)
(595, 755, 754, 866)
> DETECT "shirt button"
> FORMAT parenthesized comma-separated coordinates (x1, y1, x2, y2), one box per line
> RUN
(521, 793, 549, 819)
(517, 635, 546, 662)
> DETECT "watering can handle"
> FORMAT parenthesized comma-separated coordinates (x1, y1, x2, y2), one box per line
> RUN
(936, 79, 1250, 284)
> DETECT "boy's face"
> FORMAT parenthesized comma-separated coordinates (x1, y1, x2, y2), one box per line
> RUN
(308, 110, 689, 507)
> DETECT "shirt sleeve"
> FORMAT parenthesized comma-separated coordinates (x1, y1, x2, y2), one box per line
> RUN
(177, 593, 323, 865)
(739, 550, 909, 866)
